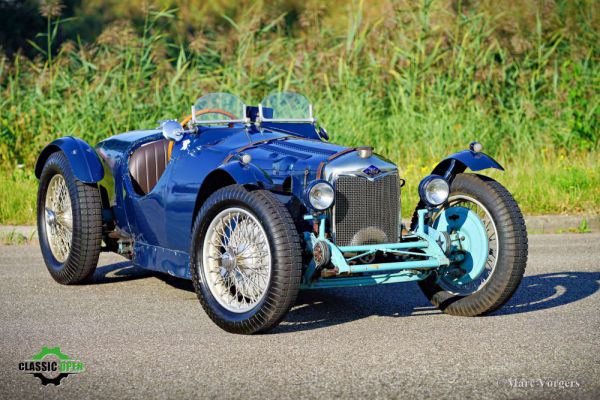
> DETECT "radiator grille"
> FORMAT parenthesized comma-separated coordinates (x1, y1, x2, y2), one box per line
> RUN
(333, 174, 400, 246)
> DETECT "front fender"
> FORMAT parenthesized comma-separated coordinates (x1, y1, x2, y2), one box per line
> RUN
(35, 137, 104, 183)
(219, 161, 274, 188)
(432, 150, 504, 177)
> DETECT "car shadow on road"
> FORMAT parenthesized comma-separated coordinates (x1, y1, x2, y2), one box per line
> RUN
(274, 283, 439, 333)
(91, 261, 154, 284)
(274, 271, 600, 333)
(491, 271, 600, 316)
(92, 260, 198, 290)
(89, 262, 599, 332)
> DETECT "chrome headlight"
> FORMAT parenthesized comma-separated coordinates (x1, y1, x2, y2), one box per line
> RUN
(418, 175, 449, 207)
(306, 181, 335, 211)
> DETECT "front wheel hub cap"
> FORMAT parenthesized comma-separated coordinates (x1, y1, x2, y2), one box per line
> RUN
(219, 252, 236, 277)
(435, 206, 488, 284)
(431, 195, 499, 296)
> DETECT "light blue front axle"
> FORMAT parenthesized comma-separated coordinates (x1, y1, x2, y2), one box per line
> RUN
(300, 210, 450, 289)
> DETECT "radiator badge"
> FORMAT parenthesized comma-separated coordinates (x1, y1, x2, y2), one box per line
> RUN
(363, 165, 381, 177)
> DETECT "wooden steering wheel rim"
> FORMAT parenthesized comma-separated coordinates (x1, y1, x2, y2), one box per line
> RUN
(180, 108, 237, 126)
(169, 108, 238, 161)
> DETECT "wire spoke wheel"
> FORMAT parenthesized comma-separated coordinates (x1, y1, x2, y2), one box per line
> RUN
(191, 186, 302, 334)
(44, 174, 73, 263)
(37, 151, 103, 285)
(202, 207, 272, 313)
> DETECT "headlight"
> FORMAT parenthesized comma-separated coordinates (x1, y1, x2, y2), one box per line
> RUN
(306, 181, 335, 211)
(418, 175, 449, 207)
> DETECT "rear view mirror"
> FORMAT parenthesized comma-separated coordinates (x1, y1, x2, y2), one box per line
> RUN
(161, 120, 185, 142)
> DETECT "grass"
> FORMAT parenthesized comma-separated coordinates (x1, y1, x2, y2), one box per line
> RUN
(0, 1, 598, 225)
(1, 150, 598, 226)
(0, 169, 38, 225)
(0, 228, 37, 245)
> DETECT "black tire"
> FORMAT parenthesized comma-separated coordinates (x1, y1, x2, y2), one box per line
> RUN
(190, 185, 302, 334)
(37, 151, 103, 284)
(414, 173, 528, 316)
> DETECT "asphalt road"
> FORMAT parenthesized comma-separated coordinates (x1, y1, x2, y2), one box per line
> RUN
(0, 234, 599, 399)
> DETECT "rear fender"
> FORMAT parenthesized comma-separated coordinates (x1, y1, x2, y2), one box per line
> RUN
(35, 137, 104, 183)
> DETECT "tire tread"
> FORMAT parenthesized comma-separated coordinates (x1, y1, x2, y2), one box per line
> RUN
(37, 152, 102, 284)
(416, 173, 528, 316)
(189, 185, 302, 334)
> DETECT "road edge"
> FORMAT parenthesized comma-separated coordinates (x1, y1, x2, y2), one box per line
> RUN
(1, 214, 598, 245)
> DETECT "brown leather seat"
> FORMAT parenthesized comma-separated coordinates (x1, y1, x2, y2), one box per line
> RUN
(128, 139, 170, 195)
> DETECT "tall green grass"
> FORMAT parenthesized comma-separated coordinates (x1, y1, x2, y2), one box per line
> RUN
(0, 1, 598, 224)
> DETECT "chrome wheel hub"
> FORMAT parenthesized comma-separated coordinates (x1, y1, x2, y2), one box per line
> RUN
(44, 174, 73, 263)
(219, 252, 236, 277)
(202, 208, 272, 313)
(46, 208, 57, 229)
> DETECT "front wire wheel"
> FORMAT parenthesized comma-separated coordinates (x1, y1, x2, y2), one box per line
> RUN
(416, 173, 528, 316)
(202, 207, 272, 313)
(191, 185, 302, 334)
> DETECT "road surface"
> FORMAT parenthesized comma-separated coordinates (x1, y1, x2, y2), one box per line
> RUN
(0, 234, 599, 399)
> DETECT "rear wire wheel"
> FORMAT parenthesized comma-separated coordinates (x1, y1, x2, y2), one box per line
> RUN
(414, 173, 528, 316)
(37, 151, 103, 284)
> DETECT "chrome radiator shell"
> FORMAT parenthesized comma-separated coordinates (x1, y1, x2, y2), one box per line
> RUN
(332, 173, 400, 246)
(321, 152, 401, 247)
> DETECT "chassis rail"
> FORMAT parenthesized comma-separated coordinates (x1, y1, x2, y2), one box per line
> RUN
(301, 210, 450, 289)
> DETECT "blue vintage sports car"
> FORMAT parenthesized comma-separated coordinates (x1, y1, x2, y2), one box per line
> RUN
(36, 92, 528, 334)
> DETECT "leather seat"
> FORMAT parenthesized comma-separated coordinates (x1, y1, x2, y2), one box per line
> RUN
(128, 139, 170, 195)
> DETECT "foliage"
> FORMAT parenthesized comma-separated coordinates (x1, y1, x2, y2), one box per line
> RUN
(0, 0, 598, 224)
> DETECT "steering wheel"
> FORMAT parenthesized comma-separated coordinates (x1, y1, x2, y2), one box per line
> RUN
(169, 108, 238, 161)
(180, 108, 237, 127)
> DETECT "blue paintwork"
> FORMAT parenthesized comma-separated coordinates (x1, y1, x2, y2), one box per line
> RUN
(432, 150, 504, 177)
(134, 241, 191, 278)
(36, 107, 502, 287)
(304, 271, 429, 288)
(35, 136, 104, 183)
(95, 129, 165, 236)
(91, 122, 345, 273)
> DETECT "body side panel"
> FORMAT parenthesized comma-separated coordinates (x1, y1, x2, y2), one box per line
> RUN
(95, 130, 164, 235)
(96, 126, 347, 278)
